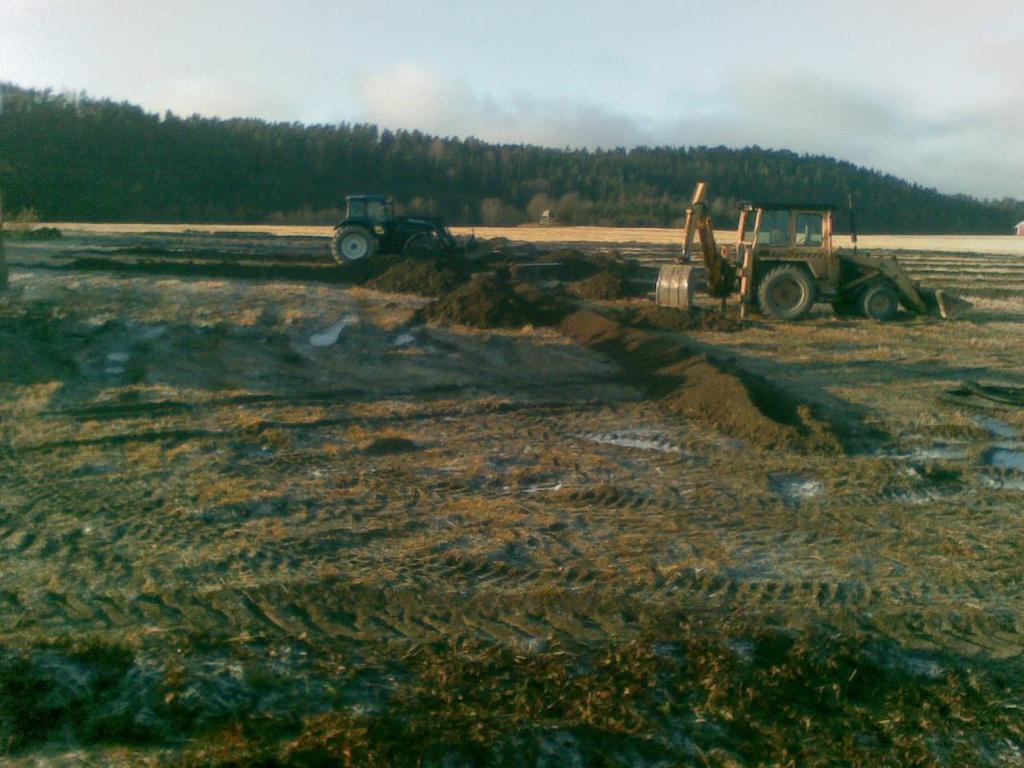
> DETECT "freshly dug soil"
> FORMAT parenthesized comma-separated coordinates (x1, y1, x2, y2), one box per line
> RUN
(624, 304, 743, 333)
(571, 270, 638, 301)
(367, 257, 471, 297)
(420, 275, 552, 328)
(536, 248, 601, 280)
(560, 310, 842, 453)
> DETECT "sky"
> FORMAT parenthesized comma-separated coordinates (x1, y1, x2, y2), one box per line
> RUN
(1, 0, 1022, 199)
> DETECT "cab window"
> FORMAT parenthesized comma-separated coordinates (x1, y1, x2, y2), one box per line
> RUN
(366, 199, 388, 224)
(795, 213, 823, 247)
(741, 211, 757, 242)
(759, 210, 790, 246)
(348, 199, 366, 219)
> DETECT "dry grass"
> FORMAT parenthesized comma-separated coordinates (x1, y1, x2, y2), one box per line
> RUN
(3, 228, 1024, 765)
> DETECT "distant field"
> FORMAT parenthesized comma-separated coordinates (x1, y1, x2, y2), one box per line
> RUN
(42, 222, 1024, 256)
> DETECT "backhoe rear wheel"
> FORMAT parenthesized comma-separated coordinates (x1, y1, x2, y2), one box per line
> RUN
(858, 280, 900, 321)
(331, 226, 377, 263)
(757, 265, 817, 321)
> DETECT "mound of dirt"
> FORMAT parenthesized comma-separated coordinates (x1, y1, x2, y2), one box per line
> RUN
(570, 271, 637, 301)
(420, 275, 552, 329)
(624, 304, 743, 333)
(476, 236, 512, 250)
(367, 257, 471, 297)
(560, 310, 842, 453)
(536, 248, 601, 280)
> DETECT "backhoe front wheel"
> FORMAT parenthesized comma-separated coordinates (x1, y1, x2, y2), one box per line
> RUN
(757, 265, 817, 321)
(331, 226, 377, 263)
(858, 280, 900, 321)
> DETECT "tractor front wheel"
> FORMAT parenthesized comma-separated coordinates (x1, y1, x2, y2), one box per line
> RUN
(757, 265, 817, 321)
(858, 280, 900, 321)
(331, 226, 377, 263)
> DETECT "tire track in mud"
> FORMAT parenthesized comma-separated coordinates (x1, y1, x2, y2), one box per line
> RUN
(5, 252, 1024, 679)
(3, 565, 1022, 660)
(5, 444, 1022, 662)
(5, 460, 1022, 664)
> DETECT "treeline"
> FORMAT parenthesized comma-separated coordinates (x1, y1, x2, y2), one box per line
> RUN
(2, 83, 1022, 233)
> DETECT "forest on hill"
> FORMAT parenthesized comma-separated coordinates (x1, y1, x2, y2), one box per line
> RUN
(2, 83, 1022, 233)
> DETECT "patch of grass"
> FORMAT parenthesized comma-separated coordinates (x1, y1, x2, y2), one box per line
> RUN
(166, 626, 1024, 767)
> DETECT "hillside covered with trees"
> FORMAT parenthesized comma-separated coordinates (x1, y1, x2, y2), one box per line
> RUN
(2, 83, 1022, 233)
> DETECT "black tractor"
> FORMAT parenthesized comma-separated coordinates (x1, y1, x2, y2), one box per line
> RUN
(330, 195, 468, 263)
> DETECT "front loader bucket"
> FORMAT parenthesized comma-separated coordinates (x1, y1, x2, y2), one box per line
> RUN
(919, 287, 973, 320)
(656, 265, 706, 310)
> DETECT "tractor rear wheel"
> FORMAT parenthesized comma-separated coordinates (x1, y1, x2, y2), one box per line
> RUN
(331, 226, 377, 263)
(858, 280, 900, 321)
(757, 265, 817, 321)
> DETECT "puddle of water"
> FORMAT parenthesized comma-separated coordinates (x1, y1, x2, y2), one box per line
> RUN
(724, 638, 756, 664)
(882, 444, 970, 462)
(981, 475, 1024, 491)
(581, 429, 680, 454)
(520, 481, 564, 494)
(391, 333, 416, 348)
(913, 444, 969, 461)
(984, 445, 1024, 472)
(309, 315, 359, 347)
(770, 473, 825, 503)
(974, 416, 1018, 440)
(888, 488, 960, 505)
(140, 325, 168, 341)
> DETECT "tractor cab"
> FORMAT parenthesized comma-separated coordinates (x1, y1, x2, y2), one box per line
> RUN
(345, 195, 393, 226)
(735, 203, 842, 310)
(738, 203, 836, 253)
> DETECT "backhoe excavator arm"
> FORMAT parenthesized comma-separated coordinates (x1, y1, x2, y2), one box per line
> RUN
(681, 183, 735, 298)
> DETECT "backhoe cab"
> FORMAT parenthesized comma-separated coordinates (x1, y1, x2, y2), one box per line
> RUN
(656, 183, 970, 321)
(330, 195, 468, 263)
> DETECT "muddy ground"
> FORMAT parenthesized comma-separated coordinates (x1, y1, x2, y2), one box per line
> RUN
(2, 230, 1024, 766)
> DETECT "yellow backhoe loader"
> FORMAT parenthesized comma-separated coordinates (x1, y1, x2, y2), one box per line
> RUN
(656, 183, 970, 321)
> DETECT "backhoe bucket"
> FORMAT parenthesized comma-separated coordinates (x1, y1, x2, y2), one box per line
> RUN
(656, 265, 706, 310)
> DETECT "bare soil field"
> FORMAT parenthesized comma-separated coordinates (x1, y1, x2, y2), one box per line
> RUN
(45, 221, 1024, 256)
(2, 227, 1024, 766)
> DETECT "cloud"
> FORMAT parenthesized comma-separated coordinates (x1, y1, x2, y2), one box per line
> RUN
(354, 64, 1024, 199)
(136, 77, 307, 123)
(355, 63, 648, 148)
